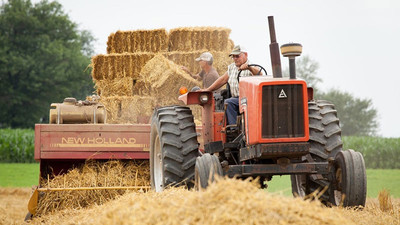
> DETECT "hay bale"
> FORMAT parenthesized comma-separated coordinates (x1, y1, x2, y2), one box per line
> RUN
(167, 50, 232, 78)
(134, 54, 203, 120)
(168, 27, 231, 52)
(94, 77, 134, 97)
(36, 160, 150, 216)
(137, 54, 201, 97)
(92, 53, 155, 80)
(98, 96, 121, 123)
(228, 38, 235, 51)
(107, 29, 168, 54)
(106, 32, 114, 54)
(100, 96, 157, 124)
(120, 96, 157, 124)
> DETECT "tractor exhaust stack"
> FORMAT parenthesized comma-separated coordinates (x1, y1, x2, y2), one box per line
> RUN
(268, 16, 283, 78)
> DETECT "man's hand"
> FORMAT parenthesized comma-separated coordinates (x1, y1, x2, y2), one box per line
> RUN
(239, 63, 249, 70)
(181, 66, 190, 74)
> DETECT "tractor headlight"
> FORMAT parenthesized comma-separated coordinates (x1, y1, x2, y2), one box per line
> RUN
(199, 94, 209, 104)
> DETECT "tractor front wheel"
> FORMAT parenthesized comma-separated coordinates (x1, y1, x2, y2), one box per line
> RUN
(195, 153, 223, 189)
(331, 149, 367, 207)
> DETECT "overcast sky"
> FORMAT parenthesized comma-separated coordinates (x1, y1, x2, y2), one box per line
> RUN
(37, 0, 400, 137)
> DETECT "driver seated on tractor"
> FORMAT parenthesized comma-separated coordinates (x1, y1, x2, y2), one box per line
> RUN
(203, 45, 262, 126)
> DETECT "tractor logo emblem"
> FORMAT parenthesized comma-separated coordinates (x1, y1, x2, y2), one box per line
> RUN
(278, 89, 287, 99)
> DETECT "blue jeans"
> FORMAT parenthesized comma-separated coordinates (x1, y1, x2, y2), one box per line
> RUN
(224, 97, 239, 125)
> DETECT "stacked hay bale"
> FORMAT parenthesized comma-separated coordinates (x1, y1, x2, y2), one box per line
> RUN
(107, 29, 169, 53)
(91, 27, 234, 124)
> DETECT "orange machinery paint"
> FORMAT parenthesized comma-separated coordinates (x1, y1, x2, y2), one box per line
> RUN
(239, 76, 309, 145)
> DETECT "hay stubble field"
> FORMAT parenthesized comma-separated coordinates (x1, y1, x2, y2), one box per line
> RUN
(0, 178, 399, 225)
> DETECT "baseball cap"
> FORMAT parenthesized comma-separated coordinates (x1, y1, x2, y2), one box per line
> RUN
(229, 45, 247, 56)
(195, 52, 213, 62)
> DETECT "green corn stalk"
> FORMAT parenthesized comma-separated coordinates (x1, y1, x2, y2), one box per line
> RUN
(343, 136, 400, 169)
(0, 129, 35, 163)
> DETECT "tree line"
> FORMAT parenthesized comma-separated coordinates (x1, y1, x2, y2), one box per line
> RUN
(0, 0, 379, 136)
(0, 0, 94, 128)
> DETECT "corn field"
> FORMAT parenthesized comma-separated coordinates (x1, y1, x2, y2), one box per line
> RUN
(0, 128, 35, 163)
(343, 136, 400, 169)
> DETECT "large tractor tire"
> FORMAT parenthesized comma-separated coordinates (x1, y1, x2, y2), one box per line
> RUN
(291, 100, 343, 203)
(150, 106, 199, 192)
(195, 153, 223, 189)
(332, 149, 367, 207)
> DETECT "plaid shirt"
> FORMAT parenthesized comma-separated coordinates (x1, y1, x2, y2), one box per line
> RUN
(227, 60, 252, 97)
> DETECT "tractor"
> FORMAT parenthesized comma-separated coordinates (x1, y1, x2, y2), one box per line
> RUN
(149, 16, 367, 207)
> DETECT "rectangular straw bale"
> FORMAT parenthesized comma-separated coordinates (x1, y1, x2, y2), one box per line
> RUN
(106, 32, 114, 54)
(228, 38, 235, 51)
(91, 53, 155, 80)
(94, 77, 134, 97)
(168, 27, 231, 52)
(120, 96, 157, 124)
(138, 54, 202, 98)
(108, 54, 117, 80)
(107, 29, 168, 54)
(144, 94, 202, 122)
(167, 50, 233, 79)
(91, 54, 105, 80)
(100, 96, 157, 124)
(99, 96, 122, 123)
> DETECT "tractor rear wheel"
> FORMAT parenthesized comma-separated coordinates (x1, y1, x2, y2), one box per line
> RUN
(291, 100, 343, 204)
(150, 106, 199, 192)
(332, 149, 367, 207)
(195, 153, 223, 189)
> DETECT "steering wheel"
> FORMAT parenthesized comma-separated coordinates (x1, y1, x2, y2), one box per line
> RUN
(237, 64, 268, 81)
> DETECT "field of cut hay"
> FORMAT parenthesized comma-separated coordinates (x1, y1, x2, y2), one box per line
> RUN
(91, 27, 234, 124)
(3, 178, 399, 225)
(0, 188, 32, 224)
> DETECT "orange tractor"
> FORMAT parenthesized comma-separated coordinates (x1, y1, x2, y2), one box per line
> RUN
(149, 16, 367, 206)
(28, 16, 366, 218)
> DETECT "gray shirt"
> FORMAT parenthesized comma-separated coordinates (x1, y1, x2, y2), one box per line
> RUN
(197, 67, 219, 88)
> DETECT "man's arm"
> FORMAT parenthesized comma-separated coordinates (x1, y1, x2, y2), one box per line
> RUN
(181, 66, 202, 81)
(249, 65, 262, 75)
(205, 72, 229, 92)
(239, 64, 263, 75)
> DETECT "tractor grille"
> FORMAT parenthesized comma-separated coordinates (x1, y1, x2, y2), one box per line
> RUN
(261, 84, 305, 139)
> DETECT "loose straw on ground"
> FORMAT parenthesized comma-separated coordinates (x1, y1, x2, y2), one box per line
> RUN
(35, 160, 150, 216)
